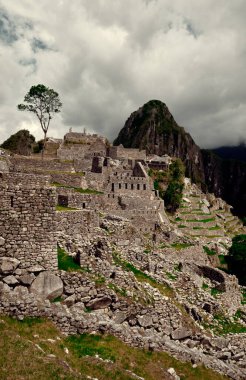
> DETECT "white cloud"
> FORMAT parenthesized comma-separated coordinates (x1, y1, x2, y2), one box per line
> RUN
(0, 0, 246, 148)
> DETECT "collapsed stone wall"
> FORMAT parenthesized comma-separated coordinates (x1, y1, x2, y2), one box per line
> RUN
(0, 173, 57, 270)
(56, 210, 99, 236)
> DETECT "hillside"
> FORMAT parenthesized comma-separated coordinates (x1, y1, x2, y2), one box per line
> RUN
(1, 128, 246, 379)
(0, 316, 229, 380)
(114, 100, 246, 216)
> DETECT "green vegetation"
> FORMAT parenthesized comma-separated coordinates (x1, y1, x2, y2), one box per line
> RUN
(210, 288, 223, 297)
(202, 283, 209, 290)
(205, 313, 246, 335)
(1, 129, 35, 156)
(57, 246, 82, 272)
(171, 243, 193, 250)
(226, 234, 246, 285)
(18, 84, 62, 157)
(187, 218, 215, 223)
(203, 246, 216, 256)
(52, 182, 103, 194)
(108, 283, 127, 297)
(94, 275, 106, 286)
(241, 290, 246, 305)
(112, 252, 173, 297)
(209, 225, 221, 231)
(165, 272, 177, 281)
(164, 159, 185, 213)
(56, 205, 78, 211)
(148, 169, 167, 199)
(0, 315, 229, 380)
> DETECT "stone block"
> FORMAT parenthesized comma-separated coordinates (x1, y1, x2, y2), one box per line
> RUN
(0, 257, 20, 275)
(30, 271, 63, 300)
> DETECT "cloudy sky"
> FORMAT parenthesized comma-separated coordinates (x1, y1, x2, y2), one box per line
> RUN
(0, 0, 246, 148)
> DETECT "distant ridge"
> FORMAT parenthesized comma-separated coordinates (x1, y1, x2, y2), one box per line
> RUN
(211, 143, 246, 163)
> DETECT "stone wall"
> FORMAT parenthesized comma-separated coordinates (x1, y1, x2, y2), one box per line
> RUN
(108, 145, 146, 160)
(0, 173, 57, 270)
(55, 187, 104, 210)
(57, 132, 107, 160)
(56, 210, 99, 236)
(10, 157, 74, 173)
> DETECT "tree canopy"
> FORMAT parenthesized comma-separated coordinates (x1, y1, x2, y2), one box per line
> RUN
(164, 158, 185, 213)
(226, 234, 246, 285)
(18, 84, 62, 156)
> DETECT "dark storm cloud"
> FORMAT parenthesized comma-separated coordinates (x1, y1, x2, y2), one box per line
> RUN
(0, 0, 246, 148)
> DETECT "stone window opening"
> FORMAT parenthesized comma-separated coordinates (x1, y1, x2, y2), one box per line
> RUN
(131, 184, 134, 190)
(82, 203, 86, 209)
(10, 196, 14, 207)
(143, 184, 146, 190)
(111, 183, 115, 192)
(137, 184, 140, 190)
(58, 195, 68, 207)
(125, 183, 127, 189)
(119, 183, 121, 189)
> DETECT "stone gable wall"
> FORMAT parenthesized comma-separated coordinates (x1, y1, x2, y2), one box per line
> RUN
(108, 146, 146, 160)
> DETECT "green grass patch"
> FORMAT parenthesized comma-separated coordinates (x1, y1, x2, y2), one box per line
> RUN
(171, 243, 193, 250)
(56, 205, 78, 211)
(178, 224, 186, 228)
(187, 218, 215, 223)
(112, 252, 173, 297)
(211, 288, 223, 297)
(0, 315, 229, 380)
(108, 283, 127, 297)
(206, 313, 246, 335)
(165, 272, 177, 281)
(209, 225, 221, 231)
(57, 246, 82, 272)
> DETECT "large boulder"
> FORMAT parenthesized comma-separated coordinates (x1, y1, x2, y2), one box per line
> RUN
(0, 257, 20, 275)
(86, 296, 112, 310)
(30, 271, 63, 300)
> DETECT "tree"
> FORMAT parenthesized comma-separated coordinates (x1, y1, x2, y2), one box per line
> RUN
(164, 159, 185, 213)
(18, 84, 62, 157)
(226, 234, 246, 285)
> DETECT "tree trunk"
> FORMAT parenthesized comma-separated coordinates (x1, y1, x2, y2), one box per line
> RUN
(42, 131, 47, 160)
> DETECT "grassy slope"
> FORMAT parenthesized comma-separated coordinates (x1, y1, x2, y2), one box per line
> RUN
(0, 316, 229, 380)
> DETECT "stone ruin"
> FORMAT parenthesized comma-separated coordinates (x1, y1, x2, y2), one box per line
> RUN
(0, 133, 246, 379)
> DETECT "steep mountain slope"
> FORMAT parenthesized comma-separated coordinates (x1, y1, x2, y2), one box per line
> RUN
(114, 100, 246, 216)
(114, 100, 205, 184)
(202, 149, 246, 216)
